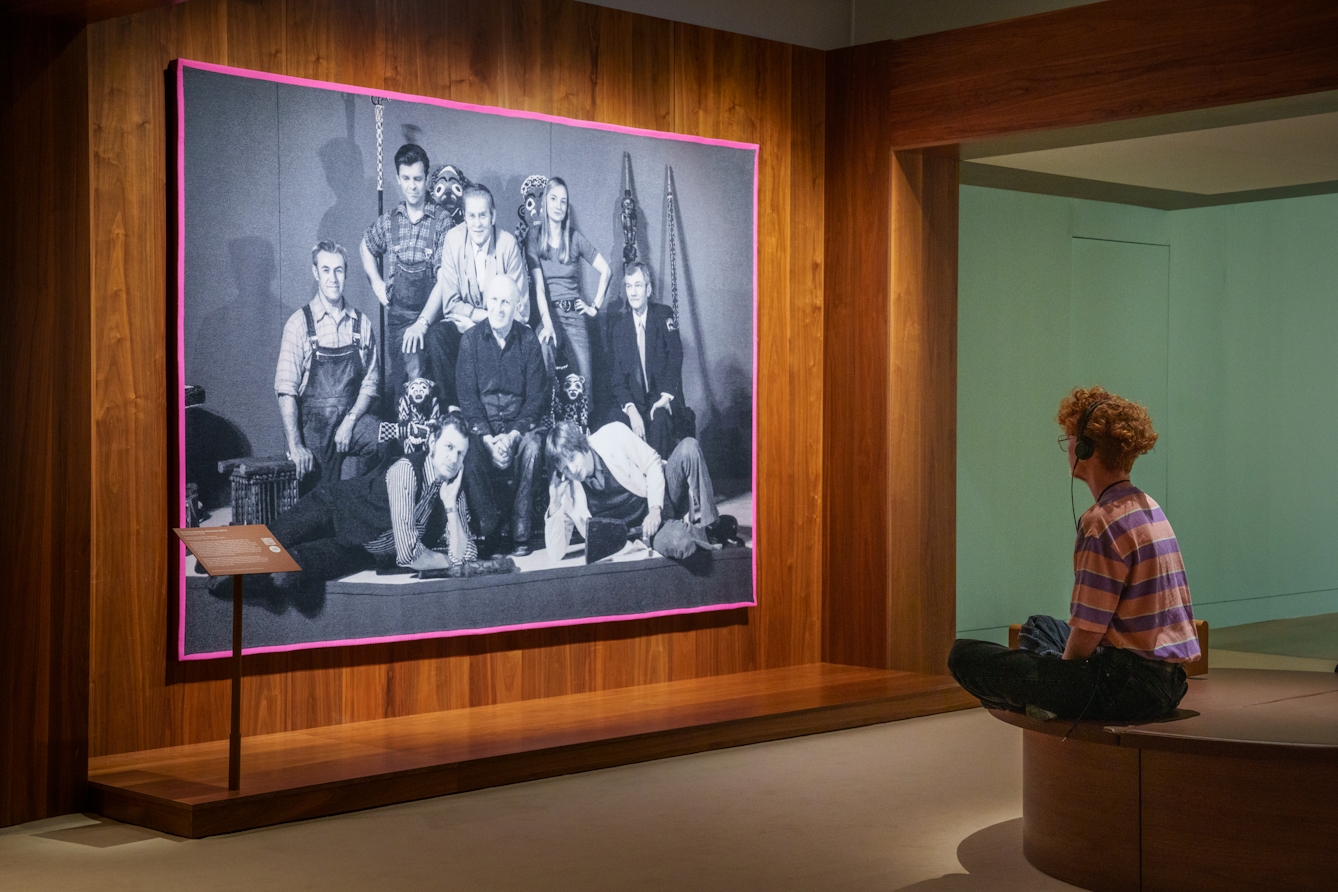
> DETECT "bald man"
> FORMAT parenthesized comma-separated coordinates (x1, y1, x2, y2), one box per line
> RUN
(455, 275, 550, 555)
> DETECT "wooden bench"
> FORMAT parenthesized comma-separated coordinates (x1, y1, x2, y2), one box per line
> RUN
(990, 667, 1338, 892)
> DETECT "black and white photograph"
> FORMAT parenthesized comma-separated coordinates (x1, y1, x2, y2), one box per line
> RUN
(173, 60, 758, 659)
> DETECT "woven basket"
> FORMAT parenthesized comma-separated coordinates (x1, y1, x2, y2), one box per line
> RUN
(218, 456, 298, 526)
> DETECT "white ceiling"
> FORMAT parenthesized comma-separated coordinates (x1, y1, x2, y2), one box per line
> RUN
(583, 0, 1098, 51)
(972, 111, 1338, 195)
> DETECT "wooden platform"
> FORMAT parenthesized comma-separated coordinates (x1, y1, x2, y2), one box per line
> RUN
(88, 663, 976, 838)
(992, 669, 1338, 892)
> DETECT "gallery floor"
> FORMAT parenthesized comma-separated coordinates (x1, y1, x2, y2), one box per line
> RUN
(3, 649, 1327, 891)
(7, 708, 1073, 892)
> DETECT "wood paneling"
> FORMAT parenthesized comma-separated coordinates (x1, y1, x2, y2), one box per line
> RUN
(0, 11, 91, 827)
(87, 664, 976, 837)
(999, 672, 1338, 892)
(852, 0, 1338, 151)
(85, 0, 825, 757)
(822, 146, 957, 673)
(1141, 750, 1338, 892)
(1023, 732, 1141, 892)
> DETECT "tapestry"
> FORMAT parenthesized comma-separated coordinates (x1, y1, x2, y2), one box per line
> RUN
(171, 60, 757, 659)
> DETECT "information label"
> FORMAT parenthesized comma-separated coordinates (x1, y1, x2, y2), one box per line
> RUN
(173, 525, 301, 576)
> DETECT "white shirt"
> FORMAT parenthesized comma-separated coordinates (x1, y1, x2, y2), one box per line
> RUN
(473, 240, 494, 295)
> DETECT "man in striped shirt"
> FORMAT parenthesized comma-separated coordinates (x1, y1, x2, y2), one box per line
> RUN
(948, 387, 1198, 722)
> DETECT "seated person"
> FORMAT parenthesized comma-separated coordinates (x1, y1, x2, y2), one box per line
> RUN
(608, 261, 687, 459)
(543, 419, 727, 562)
(212, 413, 477, 596)
(948, 387, 1200, 723)
(404, 182, 528, 408)
(455, 275, 548, 556)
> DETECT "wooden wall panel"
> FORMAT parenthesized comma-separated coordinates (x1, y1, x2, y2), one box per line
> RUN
(0, 13, 91, 825)
(86, 0, 825, 756)
(821, 146, 957, 674)
(885, 150, 957, 675)
(821, 45, 893, 669)
(853, 0, 1338, 150)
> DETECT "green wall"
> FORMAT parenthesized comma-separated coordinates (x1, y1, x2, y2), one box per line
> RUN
(958, 185, 1338, 642)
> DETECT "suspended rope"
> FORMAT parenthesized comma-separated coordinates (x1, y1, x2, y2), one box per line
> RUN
(372, 96, 387, 197)
(371, 95, 388, 402)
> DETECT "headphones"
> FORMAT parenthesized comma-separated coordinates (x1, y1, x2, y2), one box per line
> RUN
(1073, 398, 1110, 463)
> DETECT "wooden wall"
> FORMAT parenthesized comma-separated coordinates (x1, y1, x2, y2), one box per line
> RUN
(859, 0, 1338, 150)
(0, 13, 91, 826)
(85, 0, 826, 757)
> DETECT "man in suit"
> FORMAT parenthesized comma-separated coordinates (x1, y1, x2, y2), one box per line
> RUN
(608, 260, 686, 460)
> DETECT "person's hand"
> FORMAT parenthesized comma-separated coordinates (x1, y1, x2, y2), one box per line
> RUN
(287, 443, 315, 479)
(440, 469, 464, 506)
(335, 414, 357, 452)
(484, 434, 510, 469)
(372, 279, 389, 307)
(448, 307, 474, 332)
(402, 320, 427, 353)
(575, 299, 597, 318)
(408, 545, 451, 572)
(649, 393, 673, 421)
(624, 404, 645, 439)
(538, 321, 556, 345)
(641, 506, 662, 543)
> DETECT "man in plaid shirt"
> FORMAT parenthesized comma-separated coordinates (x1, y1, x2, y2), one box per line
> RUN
(275, 240, 381, 492)
(360, 143, 450, 401)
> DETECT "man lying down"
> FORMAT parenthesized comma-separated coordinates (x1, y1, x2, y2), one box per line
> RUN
(543, 420, 740, 564)
(210, 412, 486, 599)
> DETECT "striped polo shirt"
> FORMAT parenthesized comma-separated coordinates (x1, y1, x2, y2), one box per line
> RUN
(1070, 482, 1200, 662)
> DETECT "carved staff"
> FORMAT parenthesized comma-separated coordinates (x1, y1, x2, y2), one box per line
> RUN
(621, 152, 638, 266)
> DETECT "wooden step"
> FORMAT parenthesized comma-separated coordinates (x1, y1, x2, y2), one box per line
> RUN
(88, 663, 976, 838)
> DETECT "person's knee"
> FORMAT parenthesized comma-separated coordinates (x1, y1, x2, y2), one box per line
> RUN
(516, 430, 543, 468)
(947, 638, 1000, 676)
(669, 437, 704, 469)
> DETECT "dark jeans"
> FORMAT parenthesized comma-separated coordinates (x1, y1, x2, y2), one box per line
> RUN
(478, 428, 545, 542)
(267, 485, 377, 583)
(419, 319, 463, 408)
(663, 437, 719, 527)
(948, 624, 1188, 723)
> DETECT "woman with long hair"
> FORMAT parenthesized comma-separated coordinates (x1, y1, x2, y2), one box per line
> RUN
(527, 177, 611, 387)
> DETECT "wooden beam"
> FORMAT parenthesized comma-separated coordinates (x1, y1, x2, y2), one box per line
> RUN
(833, 0, 1338, 151)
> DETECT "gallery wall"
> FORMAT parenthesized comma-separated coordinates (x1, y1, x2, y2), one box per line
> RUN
(0, 12, 91, 830)
(958, 184, 1338, 641)
(86, 0, 824, 757)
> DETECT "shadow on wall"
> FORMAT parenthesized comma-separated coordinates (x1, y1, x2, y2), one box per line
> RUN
(894, 818, 1078, 891)
(698, 359, 753, 495)
(188, 235, 281, 495)
(317, 131, 377, 319)
(185, 410, 250, 512)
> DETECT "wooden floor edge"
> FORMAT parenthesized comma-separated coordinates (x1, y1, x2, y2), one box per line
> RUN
(89, 685, 979, 838)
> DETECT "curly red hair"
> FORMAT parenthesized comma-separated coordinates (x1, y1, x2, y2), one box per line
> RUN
(1056, 386, 1158, 473)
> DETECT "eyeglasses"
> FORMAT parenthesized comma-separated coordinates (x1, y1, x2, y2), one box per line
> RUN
(1057, 434, 1073, 452)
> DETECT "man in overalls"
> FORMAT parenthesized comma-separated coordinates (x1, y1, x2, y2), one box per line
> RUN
(275, 240, 381, 492)
(360, 143, 449, 403)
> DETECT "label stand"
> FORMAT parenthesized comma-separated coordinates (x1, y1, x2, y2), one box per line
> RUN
(173, 524, 301, 794)
(229, 574, 243, 791)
